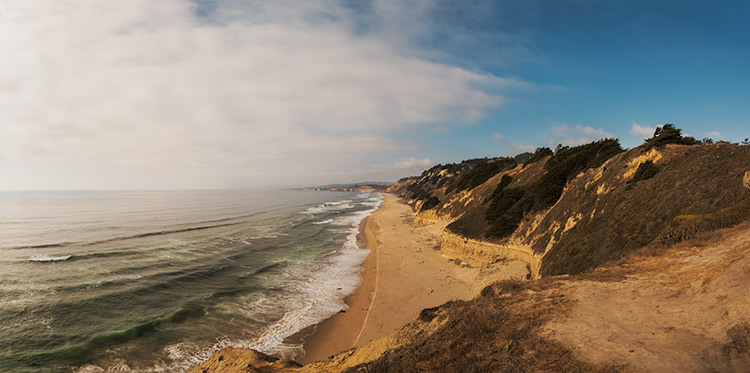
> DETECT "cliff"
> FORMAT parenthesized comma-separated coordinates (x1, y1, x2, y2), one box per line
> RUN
(400, 139, 750, 277)
(193, 128, 750, 372)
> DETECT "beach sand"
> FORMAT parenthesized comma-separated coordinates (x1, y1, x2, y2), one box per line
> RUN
(298, 193, 529, 364)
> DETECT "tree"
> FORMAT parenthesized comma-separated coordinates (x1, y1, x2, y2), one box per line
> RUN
(644, 124, 698, 149)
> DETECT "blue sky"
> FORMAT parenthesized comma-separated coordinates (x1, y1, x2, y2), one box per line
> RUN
(391, 0, 750, 161)
(1, 0, 748, 190)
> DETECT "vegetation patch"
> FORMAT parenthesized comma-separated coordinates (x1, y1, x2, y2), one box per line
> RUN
(446, 158, 516, 194)
(485, 139, 624, 239)
(628, 160, 661, 184)
(420, 196, 441, 212)
(642, 123, 698, 150)
(523, 147, 553, 167)
(654, 200, 750, 245)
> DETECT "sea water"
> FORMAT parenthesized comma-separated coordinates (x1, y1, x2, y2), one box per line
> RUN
(0, 189, 382, 372)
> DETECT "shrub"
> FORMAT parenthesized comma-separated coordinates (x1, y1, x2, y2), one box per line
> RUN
(643, 124, 699, 149)
(447, 158, 516, 194)
(654, 200, 750, 245)
(405, 184, 431, 201)
(523, 147, 553, 167)
(420, 196, 441, 211)
(486, 139, 624, 239)
(629, 160, 661, 183)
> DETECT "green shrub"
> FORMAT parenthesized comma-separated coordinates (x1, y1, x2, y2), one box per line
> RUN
(629, 160, 660, 183)
(655, 200, 750, 245)
(405, 184, 431, 201)
(420, 196, 441, 211)
(523, 147, 553, 167)
(643, 124, 699, 150)
(486, 139, 624, 239)
(447, 158, 516, 194)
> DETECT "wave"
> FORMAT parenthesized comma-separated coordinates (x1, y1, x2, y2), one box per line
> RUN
(312, 219, 333, 225)
(241, 200, 378, 359)
(320, 250, 338, 258)
(13, 242, 72, 250)
(237, 261, 289, 280)
(73, 299, 210, 358)
(303, 201, 356, 214)
(97, 222, 242, 243)
(29, 255, 71, 263)
(7, 222, 244, 250)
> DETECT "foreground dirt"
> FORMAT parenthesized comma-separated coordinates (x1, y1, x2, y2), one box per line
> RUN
(546, 224, 750, 372)
(192, 222, 750, 373)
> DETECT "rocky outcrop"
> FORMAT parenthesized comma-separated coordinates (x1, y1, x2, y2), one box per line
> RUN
(190, 347, 302, 373)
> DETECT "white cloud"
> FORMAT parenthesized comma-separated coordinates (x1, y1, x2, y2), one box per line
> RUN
(549, 124, 614, 146)
(704, 131, 722, 138)
(492, 133, 505, 142)
(0, 0, 517, 189)
(630, 121, 655, 138)
(391, 158, 435, 170)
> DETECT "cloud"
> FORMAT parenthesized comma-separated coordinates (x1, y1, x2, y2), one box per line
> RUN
(0, 0, 518, 189)
(549, 124, 614, 146)
(391, 158, 435, 170)
(630, 121, 655, 138)
(492, 133, 505, 142)
(704, 131, 722, 138)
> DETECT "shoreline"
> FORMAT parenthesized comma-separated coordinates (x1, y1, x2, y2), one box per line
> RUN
(294, 194, 382, 363)
(297, 193, 530, 364)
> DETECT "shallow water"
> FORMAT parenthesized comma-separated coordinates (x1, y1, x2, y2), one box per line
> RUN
(0, 189, 381, 372)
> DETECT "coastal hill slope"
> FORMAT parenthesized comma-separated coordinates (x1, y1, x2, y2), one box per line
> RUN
(193, 126, 750, 372)
(393, 127, 750, 277)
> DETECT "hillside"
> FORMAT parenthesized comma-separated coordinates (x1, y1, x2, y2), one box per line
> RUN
(393, 130, 750, 277)
(193, 126, 750, 372)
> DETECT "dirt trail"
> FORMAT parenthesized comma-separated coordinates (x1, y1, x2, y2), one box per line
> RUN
(545, 224, 750, 372)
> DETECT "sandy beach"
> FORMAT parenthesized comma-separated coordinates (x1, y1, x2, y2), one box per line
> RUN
(298, 193, 529, 364)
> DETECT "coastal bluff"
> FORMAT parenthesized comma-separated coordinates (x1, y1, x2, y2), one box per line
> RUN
(194, 133, 750, 372)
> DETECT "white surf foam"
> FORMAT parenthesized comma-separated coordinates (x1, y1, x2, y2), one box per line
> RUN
(169, 192, 386, 370)
(29, 255, 71, 262)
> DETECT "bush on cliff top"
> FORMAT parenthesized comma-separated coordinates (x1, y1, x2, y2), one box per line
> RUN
(446, 158, 516, 194)
(643, 124, 698, 150)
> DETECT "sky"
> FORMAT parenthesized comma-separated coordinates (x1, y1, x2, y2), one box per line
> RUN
(1, 0, 748, 190)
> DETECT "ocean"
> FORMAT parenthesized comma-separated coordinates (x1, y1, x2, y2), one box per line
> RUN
(0, 189, 382, 372)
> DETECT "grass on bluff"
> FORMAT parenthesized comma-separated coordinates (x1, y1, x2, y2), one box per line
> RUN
(539, 142, 750, 276)
(654, 199, 750, 245)
(344, 279, 627, 373)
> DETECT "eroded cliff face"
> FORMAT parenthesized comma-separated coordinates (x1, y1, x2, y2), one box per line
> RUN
(397, 143, 750, 277)
(440, 230, 541, 278)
